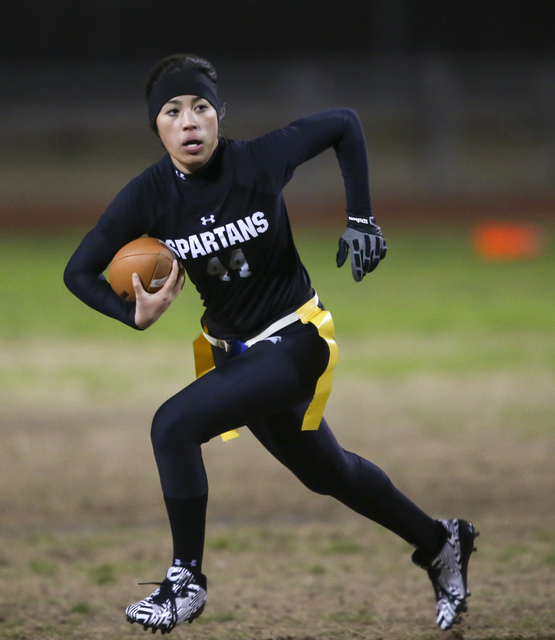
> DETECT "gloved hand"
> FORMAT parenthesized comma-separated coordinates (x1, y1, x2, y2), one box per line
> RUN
(336, 218, 387, 282)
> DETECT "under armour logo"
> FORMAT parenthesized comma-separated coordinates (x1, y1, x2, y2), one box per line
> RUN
(201, 215, 215, 225)
(264, 336, 282, 344)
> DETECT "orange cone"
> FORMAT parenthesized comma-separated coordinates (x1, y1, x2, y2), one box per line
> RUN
(472, 222, 546, 260)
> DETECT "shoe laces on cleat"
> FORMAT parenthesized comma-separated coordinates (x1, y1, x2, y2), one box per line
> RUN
(125, 565, 207, 634)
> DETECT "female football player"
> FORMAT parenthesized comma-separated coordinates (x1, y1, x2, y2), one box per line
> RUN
(64, 52, 477, 635)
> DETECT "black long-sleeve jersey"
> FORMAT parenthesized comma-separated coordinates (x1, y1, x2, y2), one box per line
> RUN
(64, 109, 373, 339)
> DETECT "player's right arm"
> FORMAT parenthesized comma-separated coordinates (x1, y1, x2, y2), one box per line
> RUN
(63, 226, 140, 328)
(132, 260, 185, 330)
(63, 180, 149, 329)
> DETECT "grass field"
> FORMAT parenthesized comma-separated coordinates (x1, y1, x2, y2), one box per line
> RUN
(1, 224, 555, 640)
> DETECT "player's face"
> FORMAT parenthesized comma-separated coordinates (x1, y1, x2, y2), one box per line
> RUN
(156, 95, 219, 174)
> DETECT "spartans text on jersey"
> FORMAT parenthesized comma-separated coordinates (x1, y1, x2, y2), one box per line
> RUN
(165, 212, 269, 261)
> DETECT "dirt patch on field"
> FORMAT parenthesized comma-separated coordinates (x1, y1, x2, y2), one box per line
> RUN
(1, 340, 554, 639)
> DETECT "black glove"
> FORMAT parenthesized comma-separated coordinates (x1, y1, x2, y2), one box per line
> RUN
(336, 216, 387, 282)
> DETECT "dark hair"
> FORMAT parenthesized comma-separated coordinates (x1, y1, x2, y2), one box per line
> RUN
(146, 53, 218, 99)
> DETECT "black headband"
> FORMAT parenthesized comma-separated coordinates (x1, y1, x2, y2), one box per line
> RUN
(147, 70, 221, 130)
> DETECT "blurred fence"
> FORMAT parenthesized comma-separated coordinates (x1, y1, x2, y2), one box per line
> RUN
(1, 53, 554, 226)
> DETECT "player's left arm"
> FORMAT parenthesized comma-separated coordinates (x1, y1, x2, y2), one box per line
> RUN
(284, 109, 388, 282)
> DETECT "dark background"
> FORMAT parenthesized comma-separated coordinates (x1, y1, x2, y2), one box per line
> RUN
(1, 0, 554, 226)
(3, 0, 554, 61)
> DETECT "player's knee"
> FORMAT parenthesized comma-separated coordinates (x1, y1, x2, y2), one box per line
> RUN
(151, 406, 174, 454)
(150, 400, 200, 453)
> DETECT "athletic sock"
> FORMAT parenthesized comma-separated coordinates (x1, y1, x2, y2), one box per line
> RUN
(163, 493, 208, 579)
(413, 520, 449, 564)
(429, 519, 449, 556)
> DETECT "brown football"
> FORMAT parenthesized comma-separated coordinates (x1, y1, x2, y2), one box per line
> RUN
(108, 237, 175, 301)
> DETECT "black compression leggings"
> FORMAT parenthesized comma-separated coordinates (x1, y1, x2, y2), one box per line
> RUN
(151, 321, 439, 550)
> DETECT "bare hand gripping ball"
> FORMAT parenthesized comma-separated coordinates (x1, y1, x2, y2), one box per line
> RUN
(109, 238, 175, 301)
